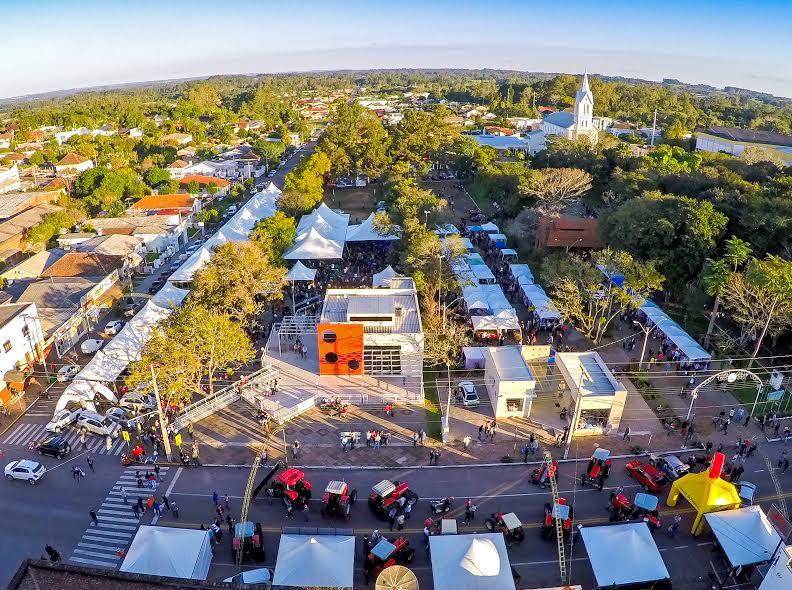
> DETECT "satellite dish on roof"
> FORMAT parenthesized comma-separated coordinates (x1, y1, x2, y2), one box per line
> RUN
(375, 565, 419, 590)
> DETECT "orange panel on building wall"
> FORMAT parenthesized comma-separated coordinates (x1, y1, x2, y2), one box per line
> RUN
(316, 323, 364, 375)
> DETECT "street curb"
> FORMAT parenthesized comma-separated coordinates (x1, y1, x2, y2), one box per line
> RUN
(196, 448, 692, 470)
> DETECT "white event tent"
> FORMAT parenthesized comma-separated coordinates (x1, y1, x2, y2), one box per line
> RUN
(284, 203, 349, 260)
(373, 265, 399, 287)
(429, 533, 515, 590)
(169, 247, 212, 283)
(638, 298, 711, 362)
(286, 261, 317, 282)
(520, 283, 561, 321)
(120, 526, 212, 580)
(509, 263, 534, 284)
(705, 506, 783, 568)
(580, 523, 669, 588)
(55, 379, 117, 413)
(346, 212, 399, 242)
(272, 534, 355, 589)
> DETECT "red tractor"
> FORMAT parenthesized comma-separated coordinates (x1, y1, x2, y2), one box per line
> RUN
(531, 460, 558, 489)
(364, 536, 416, 583)
(368, 479, 418, 519)
(540, 498, 573, 540)
(485, 511, 525, 544)
(268, 468, 312, 508)
(231, 521, 265, 562)
(320, 480, 357, 519)
(609, 489, 661, 532)
(580, 448, 611, 490)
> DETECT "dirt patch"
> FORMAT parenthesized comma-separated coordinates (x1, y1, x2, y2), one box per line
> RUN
(324, 186, 378, 223)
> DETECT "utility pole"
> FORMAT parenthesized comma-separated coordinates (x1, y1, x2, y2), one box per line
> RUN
(650, 109, 657, 147)
(149, 365, 173, 461)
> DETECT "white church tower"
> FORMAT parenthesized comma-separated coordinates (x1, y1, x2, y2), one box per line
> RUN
(572, 72, 594, 139)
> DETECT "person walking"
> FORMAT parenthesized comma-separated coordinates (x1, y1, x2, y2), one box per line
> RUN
(623, 425, 631, 441)
(396, 513, 406, 531)
(191, 443, 200, 467)
(105, 435, 113, 452)
(292, 440, 301, 459)
(121, 487, 129, 505)
(489, 422, 497, 442)
(224, 494, 230, 511)
(171, 500, 179, 519)
(720, 418, 730, 435)
(154, 464, 161, 481)
(388, 506, 397, 531)
(418, 429, 425, 446)
(412, 431, 418, 447)
(783, 458, 790, 474)
(522, 445, 530, 463)
(212, 491, 219, 506)
(137, 496, 145, 514)
(187, 420, 194, 440)
(478, 424, 484, 442)
(667, 514, 682, 537)
(226, 514, 234, 535)
(132, 503, 140, 518)
(462, 435, 471, 451)
(80, 432, 88, 451)
(152, 499, 161, 516)
(428, 450, 435, 466)
(89, 509, 98, 526)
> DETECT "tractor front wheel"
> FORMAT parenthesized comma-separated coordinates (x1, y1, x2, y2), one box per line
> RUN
(350, 489, 358, 504)
(485, 518, 495, 532)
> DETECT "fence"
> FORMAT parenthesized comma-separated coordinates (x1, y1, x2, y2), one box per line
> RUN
(173, 365, 279, 430)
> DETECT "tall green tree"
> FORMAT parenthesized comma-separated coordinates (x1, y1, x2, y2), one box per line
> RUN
(317, 102, 390, 177)
(280, 150, 331, 215)
(191, 242, 286, 324)
(127, 303, 254, 401)
(250, 211, 296, 261)
(702, 236, 752, 348)
(600, 192, 728, 287)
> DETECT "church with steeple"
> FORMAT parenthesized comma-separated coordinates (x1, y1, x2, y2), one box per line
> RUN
(540, 73, 599, 142)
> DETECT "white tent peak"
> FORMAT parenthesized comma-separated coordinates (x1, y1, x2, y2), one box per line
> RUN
(460, 538, 500, 576)
(310, 537, 318, 544)
(286, 261, 317, 282)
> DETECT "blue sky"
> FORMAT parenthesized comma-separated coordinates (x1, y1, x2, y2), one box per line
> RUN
(1, 0, 790, 98)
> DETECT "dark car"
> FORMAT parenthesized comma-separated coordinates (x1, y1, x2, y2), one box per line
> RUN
(36, 435, 71, 459)
(148, 279, 164, 294)
(649, 454, 690, 481)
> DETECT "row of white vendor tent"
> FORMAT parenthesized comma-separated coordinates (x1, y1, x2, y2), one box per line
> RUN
(58, 183, 283, 411)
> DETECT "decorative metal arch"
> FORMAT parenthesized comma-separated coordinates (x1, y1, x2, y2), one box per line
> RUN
(689, 369, 764, 420)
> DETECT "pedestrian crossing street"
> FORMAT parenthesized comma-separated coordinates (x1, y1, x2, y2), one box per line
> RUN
(69, 466, 171, 568)
(0, 421, 129, 456)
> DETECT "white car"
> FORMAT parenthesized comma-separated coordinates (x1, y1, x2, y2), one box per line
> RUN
(5, 460, 46, 485)
(223, 568, 273, 585)
(46, 409, 81, 433)
(104, 320, 124, 335)
(80, 339, 104, 355)
(76, 412, 120, 438)
(185, 245, 199, 255)
(56, 364, 81, 382)
(119, 392, 156, 413)
(457, 381, 480, 407)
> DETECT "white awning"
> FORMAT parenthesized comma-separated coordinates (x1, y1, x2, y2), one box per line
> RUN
(581, 523, 669, 587)
(705, 506, 783, 567)
(520, 283, 561, 320)
(429, 533, 515, 590)
(169, 247, 212, 283)
(509, 264, 533, 284)
(286, 261, 317, 282)
(480, 222, 499, 233)
(273, 534, 355, 589)
(121, 526, 212, 580)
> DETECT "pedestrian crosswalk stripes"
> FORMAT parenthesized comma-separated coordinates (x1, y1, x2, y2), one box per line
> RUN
(68, 467, 172, 569)
(1, 421, 132, 455)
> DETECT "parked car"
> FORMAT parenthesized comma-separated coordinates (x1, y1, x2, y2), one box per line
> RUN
(185, 245, 199, 255)
(227, 205, 238, 215)
(35, 435, 71, 459)
(56, 365, 81, 382)
(119, 392, 156, 413)
(80, 339, 104, 355)
(148, 279, 165, 294)
(223, 568, 273, 584)
(121, 300, 141, 317)
(626, 459, 668, 493)
(169, 261, 181, 272)
(46, 409, 81, 433)
(5, 460, 46, 484)
(456, 381, 480, 407)
(105, 407, 136, 429)
(267, 170, 276, 177)
(76, 412, 120, 438)
(104, 320, 124, 335)
(649, 454, 690, 481)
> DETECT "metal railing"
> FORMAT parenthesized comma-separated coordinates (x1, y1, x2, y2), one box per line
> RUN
(173, 365, 279, 429)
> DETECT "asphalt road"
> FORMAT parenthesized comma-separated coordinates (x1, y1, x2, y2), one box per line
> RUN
(159, 448, 792, 589)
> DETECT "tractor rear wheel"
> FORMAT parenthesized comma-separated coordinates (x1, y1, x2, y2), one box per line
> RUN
(485, 518, 495, 532)
(350, 490, 358, 504)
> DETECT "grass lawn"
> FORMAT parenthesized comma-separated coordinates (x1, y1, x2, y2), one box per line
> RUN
(423, 368, 443, 440)
(324, 186, 378, 223)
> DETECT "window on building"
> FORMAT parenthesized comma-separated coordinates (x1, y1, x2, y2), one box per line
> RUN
(506, 398, 524, 412)
(3, 340, 11, 353)
(21, 325, 30, 337)
(363, 345, 401, 376)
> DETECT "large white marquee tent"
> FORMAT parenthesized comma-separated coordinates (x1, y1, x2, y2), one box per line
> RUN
(120, 526, 212, 580)
(429, 533, 516, 590)
(272, 534, 355, 589)
(284, 203, 349, 260)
